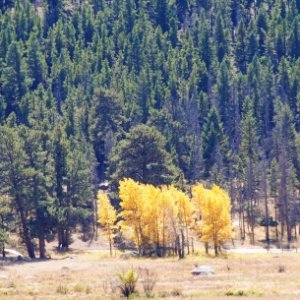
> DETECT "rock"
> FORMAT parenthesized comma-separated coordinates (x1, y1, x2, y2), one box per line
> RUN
(0, 274, 8, 280)
(120, 251, 139, 259)
(68, 255, 77, 259)
(4, 249, 24, 260)
(192, 265, 214, 275)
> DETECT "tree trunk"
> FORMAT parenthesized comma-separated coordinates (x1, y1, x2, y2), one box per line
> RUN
(108, 229, 112, 257)
(62, 229, 69, 250)
(249, 198, 255, 245)
(39, 236, 46, 259)
(109, 238, 112, 257)
(262, 163, 270, 247)
(58, 229, 63, 250)
(274, 194, 279, 241)
(185, 226, 190, 255)
(16, 197, 35, 259)
(180, 229, 185, 259)
(205, 242, 209, 254)
(214, 243, 219, 256)
(191, 237, 194, 254)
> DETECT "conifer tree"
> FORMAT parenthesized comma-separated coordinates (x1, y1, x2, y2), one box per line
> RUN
(45, 0, 65, 29)
(236, 20, 247, 74)
(109, 125, 179, 188)
(27, 32, 47, 90)
(0, 125, 36, 258)
(202, 107, 227, 178)
(22, 127, 55, 258)
(2, 41, 28, 116)
(240, 99, 259, 243)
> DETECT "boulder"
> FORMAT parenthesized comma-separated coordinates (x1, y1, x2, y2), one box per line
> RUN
(192, 265, 214, 275)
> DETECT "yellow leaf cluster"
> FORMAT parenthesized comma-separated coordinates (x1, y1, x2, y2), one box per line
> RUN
(97, 191, 117, 256)
(98, 178, 232, 256)
(192, 183, 232, 250)
(98, 191, 117, 227)
(118, 178, 193, 254)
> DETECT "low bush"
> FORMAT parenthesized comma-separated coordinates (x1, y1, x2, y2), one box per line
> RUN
(138, 267, 157, 297)
(56, 285, 68, 294)
(225, 289, 262, 296)
(170, 287, 183, 297)
(73, 283, 84, 293)
(117, 266, 138, 298)
(278, 265, 286, 273)
(85, 285, 92, 294)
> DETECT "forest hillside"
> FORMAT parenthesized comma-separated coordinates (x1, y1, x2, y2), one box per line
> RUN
(0, 0, 300, 257)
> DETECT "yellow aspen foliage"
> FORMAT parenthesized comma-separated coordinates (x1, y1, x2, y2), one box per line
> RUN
(142, 184, 161, 249)
(168, 186, 194, 254)
(192, 183, 232, 256)
(118, 178, 194, 257)
(97, 191, 117, 256)
(169, 186, 193, 228)
(158, 186, 177, 251)
(119, 178, 147, 254)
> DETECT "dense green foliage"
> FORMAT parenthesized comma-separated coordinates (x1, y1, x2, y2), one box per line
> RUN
(1, 0, 300, 256)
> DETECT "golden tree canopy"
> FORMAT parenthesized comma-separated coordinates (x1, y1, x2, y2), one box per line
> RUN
(192, 183, 232, 254)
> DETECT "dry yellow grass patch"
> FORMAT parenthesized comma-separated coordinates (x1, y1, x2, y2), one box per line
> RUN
(0, 251, 299, 299)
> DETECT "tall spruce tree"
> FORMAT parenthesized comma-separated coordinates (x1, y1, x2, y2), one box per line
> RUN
(108, 124, 179, 189)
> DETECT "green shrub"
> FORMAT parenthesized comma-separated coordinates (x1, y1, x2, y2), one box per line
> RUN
(73, 283, 84, 293)
(225, 289, 262, 296)
(170, 287, 183, 297)
(117, 266, 138, 298)
(56, 285, 68, 294)
(85, 285, 92, 294)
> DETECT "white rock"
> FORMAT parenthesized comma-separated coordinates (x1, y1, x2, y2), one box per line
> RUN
(192, 265, 214, 275)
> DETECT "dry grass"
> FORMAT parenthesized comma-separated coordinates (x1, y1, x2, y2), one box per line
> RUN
(0, 251, 300, 299)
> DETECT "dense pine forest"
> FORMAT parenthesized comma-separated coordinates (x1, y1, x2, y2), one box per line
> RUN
(1, 0, 300, 258)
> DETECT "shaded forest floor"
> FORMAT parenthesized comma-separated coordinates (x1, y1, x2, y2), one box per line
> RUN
(1, 249, 300, 299)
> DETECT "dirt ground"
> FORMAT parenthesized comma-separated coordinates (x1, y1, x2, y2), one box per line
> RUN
(0, 227, 300, 300)
(1, 249, 300, 300)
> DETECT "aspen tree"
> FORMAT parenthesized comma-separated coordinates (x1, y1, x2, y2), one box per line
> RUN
(193, 183, 232, 255)
(119, 178, 146, 255)
(97, 191, 117, 257)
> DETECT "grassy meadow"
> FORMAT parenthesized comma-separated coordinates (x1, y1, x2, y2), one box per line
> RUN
(0, 249, 300, 299)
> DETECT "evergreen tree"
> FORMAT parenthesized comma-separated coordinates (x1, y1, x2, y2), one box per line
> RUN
(0, 0, 14, 11)
(202, 107, 228, 179)
(108, 125, 179, 189)
(272, 100, 300, 243)
(215, 13, 228, 63)
(22, 127, 55, 258)
(52, 125, 69, 250)
(45, 0, 65, 29)
(27, 32, 47, 90)
(2, 41, 28, 116)
(236, 20, 247, 74)
(89, 89, 123, 180)
(217, 58, 232, 135)
(240, 99, 260, 243)
(0, 125, 35, 258)
(155, 0, 169, 32)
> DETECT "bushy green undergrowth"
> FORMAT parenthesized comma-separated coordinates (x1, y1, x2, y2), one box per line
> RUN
(117, 267, 139, 298)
